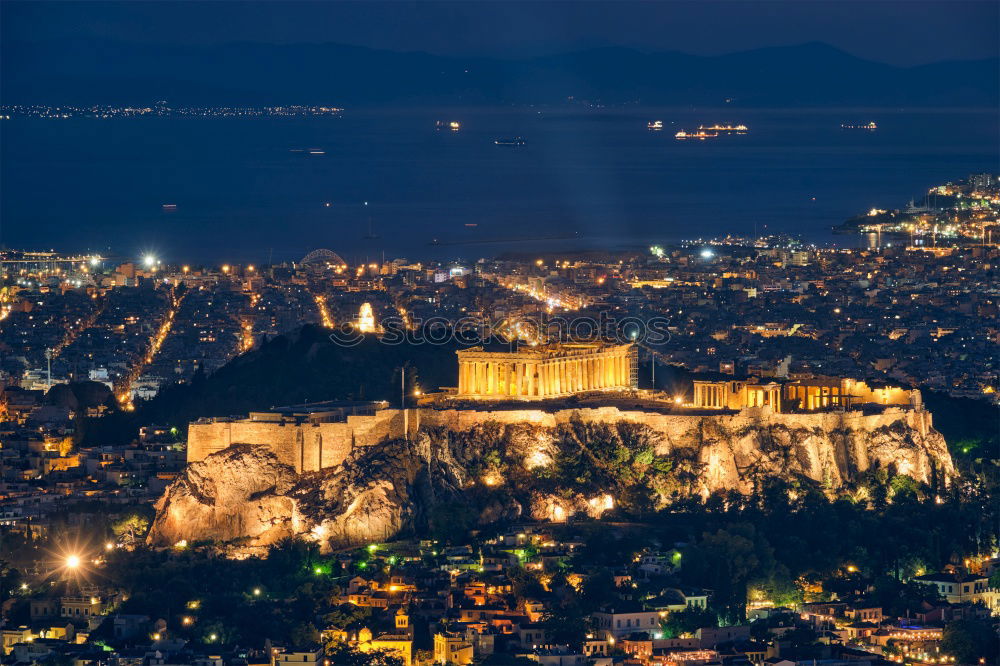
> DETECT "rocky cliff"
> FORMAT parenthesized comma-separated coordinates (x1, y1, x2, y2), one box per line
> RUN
(149, 409, 954, 552)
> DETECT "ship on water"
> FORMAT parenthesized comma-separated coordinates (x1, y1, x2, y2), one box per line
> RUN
(436, 120, 461, 131)
(698, 123, 748, 134)
(675, 129, 719, 140)
(841, 121, 877, 130)
(494, 137, 526, 146)
(647, 120, 664, 131)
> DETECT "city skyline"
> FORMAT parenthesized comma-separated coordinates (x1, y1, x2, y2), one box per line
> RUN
(0, 4, 998, 666)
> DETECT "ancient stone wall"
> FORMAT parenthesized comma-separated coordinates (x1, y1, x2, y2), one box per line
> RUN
(187, 403, 944, 491)
(187, 409, 411, 472)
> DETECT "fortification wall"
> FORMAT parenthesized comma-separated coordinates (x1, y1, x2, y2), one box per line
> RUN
(187, 409, 411, 471)
(187, 404, 946, 489)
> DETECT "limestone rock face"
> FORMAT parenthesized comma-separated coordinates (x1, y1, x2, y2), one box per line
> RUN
(149, 444, 299, 546)
(150, 431, 471, 552)
(149, 410, 954, 552)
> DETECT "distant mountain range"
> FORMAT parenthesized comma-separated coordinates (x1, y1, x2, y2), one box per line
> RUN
(3, 39, 996, 107)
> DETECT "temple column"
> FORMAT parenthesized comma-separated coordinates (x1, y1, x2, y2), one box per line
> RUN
(526, 362, 535, 397)
(488, 362, 496, 395)
(459, 362, 468, 394)
(477, 362, 486, 396)
(515, 363, 525, 397)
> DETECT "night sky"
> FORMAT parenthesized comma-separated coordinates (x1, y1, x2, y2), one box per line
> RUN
(4, 0, 997, 66)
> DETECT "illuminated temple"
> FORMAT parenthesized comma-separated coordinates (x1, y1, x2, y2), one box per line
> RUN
(455, 342, 636, 400)
(691, 377, 921, 413)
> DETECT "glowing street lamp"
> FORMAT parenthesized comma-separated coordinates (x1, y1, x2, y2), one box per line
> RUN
(143, 254, 157, 268)
(65, 554, 81, 569)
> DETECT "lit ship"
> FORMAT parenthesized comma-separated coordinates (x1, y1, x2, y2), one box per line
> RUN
(841, 121, 877, 130)
(436, 120, 461, 131)
(675, 129, 719, 140)
(494, 137, 526, 145)
(698, 123, 748, 133)
(647, 120, 663, 131)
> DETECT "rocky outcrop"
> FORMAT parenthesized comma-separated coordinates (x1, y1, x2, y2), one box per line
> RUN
(149, 409, 954, 552)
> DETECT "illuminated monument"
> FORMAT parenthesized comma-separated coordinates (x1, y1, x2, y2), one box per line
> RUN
(455, 342, 636, 400)
(357, 302, 376, 333)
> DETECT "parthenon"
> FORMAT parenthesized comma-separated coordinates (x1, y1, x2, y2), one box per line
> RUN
(455, 343, 636, 400)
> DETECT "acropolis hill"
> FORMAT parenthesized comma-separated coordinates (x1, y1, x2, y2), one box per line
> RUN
(152, 343, 955, 551)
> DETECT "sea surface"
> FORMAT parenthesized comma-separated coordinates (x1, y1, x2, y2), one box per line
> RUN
(1, 107, 996, 264)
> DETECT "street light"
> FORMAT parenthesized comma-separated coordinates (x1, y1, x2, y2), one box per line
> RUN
(65, 554, 81, 569)
(143, 254, 157, 268)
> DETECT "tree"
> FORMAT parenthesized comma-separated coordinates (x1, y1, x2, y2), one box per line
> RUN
(111, 510, 152, 546)
(683, 525, 768, 619)
(325, 645, 404, 666)
(661, 607, 718, 638)
(0, 560, 21, 604)
(940, 619, 999, 665)
(540, 607, 591, 645)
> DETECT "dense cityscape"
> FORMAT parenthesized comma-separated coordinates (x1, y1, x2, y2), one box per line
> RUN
(2, 2, 999, 666)
(1, 198, 998, 665)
